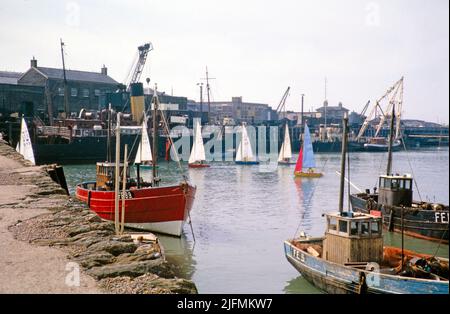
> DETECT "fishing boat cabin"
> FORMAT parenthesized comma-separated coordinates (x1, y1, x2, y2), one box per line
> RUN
(323, 212, 383, 264)
(378, 174, 413, 207)
(80, 162, 151, 191)
(95, 162, 130, 191)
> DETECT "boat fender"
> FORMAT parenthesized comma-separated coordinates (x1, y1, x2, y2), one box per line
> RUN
(87, 190, 91, 208)
(357, 272, 368, 294)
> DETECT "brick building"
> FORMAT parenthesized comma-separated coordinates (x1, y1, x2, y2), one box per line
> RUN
(17, 58, 120, 120)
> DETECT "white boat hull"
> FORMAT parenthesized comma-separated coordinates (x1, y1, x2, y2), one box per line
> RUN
(124, 220, 185, 237)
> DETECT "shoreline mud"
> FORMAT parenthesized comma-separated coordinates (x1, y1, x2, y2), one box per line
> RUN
(0, 140, 197, 294)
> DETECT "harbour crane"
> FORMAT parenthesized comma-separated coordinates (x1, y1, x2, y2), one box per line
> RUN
(356, 77, 404, 141)
(124, 42, 153, 90)
(275, 86, 291, 116)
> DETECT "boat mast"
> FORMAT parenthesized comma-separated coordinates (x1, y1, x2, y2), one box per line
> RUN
(60, 39, 70, 118)
(152, 85, 159, 186)
(338, 113, 349, 214)
(386, 106, 395, 175)
(300, 94, 305, 142)
(324, 77, 327, 128)
(114, 112, 121, 235)
(202, 67, 215, 124)
(107, 103, 112, 162)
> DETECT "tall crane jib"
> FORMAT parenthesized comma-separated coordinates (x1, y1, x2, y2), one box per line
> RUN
(129, 43, 153, 87)
(127, 42, 153, 123)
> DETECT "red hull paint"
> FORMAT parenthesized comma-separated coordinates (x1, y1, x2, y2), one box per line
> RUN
(76, 182, 196, 235)
(188, 163, 210, 168)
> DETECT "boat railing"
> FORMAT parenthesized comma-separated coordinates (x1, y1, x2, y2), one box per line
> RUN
(37, 126, 72, 139)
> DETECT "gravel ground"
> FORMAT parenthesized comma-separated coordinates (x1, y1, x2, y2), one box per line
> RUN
(0, 140, 197, 294)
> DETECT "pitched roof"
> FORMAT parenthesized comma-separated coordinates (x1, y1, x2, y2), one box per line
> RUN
(34, 67, 119, 85)
(0, 71, 23, 84)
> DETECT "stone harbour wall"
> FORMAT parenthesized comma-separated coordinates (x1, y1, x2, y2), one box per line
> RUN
(0, 139, 197, 294)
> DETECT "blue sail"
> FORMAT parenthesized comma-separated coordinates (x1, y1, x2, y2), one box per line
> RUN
(302, 124, 316, 169)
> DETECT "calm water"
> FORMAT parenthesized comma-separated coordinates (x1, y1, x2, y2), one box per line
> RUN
(63, 147, 449, 294)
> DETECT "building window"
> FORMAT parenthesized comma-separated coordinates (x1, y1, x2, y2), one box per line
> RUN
(82, 88, 90, 98)
(94, 89, 100, 96)
(71, 88, 78, 97)
(58, 87, 64, 96)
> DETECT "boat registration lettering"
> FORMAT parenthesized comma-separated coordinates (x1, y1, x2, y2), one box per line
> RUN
(293, 249, 305, 263)
(435, 212, 449, 224)
(119, 191, 133, 199)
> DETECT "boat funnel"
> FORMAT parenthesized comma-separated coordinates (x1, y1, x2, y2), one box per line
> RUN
(130, 82, 144, 123)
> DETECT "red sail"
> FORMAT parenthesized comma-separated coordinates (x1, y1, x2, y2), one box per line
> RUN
(294, 146, 303, 173)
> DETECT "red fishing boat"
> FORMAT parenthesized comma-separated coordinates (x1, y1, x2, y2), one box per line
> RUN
(76, 86, 196, 236)
(75, 164, 196, 236)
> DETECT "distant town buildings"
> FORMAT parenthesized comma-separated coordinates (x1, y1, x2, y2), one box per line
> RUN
(316, 100, 349, 123)
(191, 96, 276, 125)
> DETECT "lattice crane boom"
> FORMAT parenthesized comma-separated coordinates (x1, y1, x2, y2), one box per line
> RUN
(125, 42, 153, 89)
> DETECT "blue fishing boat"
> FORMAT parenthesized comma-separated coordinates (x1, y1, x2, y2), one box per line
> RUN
(284, 114, 449, 294)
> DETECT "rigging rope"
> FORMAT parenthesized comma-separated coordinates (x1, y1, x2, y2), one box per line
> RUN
(400, 132, 423, 202)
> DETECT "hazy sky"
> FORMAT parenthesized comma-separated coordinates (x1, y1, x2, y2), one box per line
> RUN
(1, 0, 448, 123)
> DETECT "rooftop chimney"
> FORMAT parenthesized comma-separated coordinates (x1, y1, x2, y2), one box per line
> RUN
(101, 65, 107, 75)
(30, 57, 37, 68)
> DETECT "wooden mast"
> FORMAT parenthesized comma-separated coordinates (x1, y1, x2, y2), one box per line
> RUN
(114, 112, 121, 235)
(338, 113, 348, 214)
(386, 106, 395, 175)
(152, 85, 159, 187)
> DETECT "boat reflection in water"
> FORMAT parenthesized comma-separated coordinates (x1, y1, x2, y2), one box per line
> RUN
(158, 234, 196, 280)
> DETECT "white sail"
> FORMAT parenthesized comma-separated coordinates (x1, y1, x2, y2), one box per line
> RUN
(278, 124, 292, 162)
(236, 125, 255, 162)
(189, 120, 206, 164)
(134, 118, 152, 164)
(19, 117, 35, 165)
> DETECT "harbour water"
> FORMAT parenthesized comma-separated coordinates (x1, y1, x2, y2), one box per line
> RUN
(63, 147, 449, 294)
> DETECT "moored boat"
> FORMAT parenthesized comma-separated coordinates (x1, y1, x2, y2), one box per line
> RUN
(351, 107, 449, 243)
(364, 137, 402, 152)
(285, 114, 449, 294)
(76, 87, 196, 237)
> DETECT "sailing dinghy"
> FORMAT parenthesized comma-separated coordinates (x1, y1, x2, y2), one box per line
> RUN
(235, 123, 259, 165)
(278, 123, 295, 165)
(16, 117, 36, 165)
(188, 120, 209, 168)
(294, 123, 322, 177)
(134, 115, 152, 168)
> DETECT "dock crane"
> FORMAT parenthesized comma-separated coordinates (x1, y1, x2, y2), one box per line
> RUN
(356, 77, 404, 141)
(124, 42, 153, 90)
(275, 87, 291, 116)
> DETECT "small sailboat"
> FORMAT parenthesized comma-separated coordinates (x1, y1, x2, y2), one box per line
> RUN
(294, 123, 322, 177)
(134, 115, 152, 168)
(235, 123, 259, 165)
(284, 114, 449, 294)
(16, 117, 36, 165)
(188, 120, 209, 168)
(278, 124, 295, 165)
